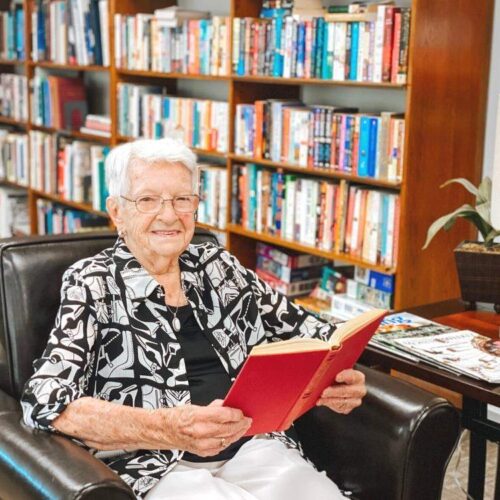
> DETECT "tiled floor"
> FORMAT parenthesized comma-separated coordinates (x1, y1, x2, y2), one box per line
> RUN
(442, 431, 498, 499)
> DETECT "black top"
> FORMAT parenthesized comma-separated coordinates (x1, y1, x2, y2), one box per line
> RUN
(174, 304, 251, 462)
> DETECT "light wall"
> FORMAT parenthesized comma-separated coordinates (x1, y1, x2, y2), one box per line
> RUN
(483, 1, 500, 228)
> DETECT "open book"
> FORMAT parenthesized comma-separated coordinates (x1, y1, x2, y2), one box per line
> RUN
(223, 309, 387, 436)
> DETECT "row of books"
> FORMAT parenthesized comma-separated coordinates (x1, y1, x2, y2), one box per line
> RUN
(232, 163, 399, 267)
(114, 13, 230, 75)
(32, 0, 110, 66)
(198, 164, 227, 230)
(36, 199, 108, 235)
(0, 73, 28, 121)
(232, 5, 410, 83)
(0, 129, 28, 185)
(31, 74, 88, 130)
(118, 83, 228, 153)
(0, 186, 29, 237)
(30, 131, 108, 209)
(0, 1, 24, 61)
(235, 100, 405, 181)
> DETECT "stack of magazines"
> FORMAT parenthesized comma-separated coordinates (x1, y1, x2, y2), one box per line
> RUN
(370, 312, 500, 383)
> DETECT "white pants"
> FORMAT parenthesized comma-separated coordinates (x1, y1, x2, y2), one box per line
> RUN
(146, 438, 346, 499)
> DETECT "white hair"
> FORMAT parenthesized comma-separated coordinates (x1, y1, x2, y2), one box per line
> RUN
(105, 138, 198, 198)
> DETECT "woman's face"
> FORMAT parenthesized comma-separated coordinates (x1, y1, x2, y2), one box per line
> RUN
(110, 160, 196, 261)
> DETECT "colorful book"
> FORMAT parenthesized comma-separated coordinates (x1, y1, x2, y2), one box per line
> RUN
(223, 309, 386, 435)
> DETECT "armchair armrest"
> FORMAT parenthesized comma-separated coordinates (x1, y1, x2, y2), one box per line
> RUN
(0, 391, 134, 500)
(294, 366, 460, 500)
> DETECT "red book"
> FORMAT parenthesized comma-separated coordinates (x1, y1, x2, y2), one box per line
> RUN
(390, 10, 402, 83)
(223, 309, 387, 436)
(382, 6, 395, 82)
(48, 76, 88, 130)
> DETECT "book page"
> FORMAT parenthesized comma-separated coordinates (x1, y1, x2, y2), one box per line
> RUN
(251, 337, 328, 355)
(329, 308, 386, 346)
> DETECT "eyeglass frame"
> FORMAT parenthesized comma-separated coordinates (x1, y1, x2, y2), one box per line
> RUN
(120, 194, 200, 214)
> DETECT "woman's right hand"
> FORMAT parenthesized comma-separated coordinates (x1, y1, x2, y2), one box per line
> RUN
(162, 400, 252, 457)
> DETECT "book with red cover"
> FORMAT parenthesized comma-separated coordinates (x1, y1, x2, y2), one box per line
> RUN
(223, 309, 386, 436)
(48, 76, 88, 130)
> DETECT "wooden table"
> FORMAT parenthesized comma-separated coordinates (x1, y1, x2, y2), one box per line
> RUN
(361, 299, 500, 500)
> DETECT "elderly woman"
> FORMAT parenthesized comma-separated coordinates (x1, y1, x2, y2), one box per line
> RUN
(21, 138, 366, 500)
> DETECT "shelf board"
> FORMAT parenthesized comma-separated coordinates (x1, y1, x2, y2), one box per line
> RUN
(230, 155, 402, 190)
(231, 74, 406, 89)
(0, 59, 25, 66)
(0, 116, 28, 128)
(0, 178, 28, 190)
(116, 68, 230, 81)
(31, 189, 109, 217)
(29, 61, 109, 72)
(30, 124, 111, 143)
(196, 221, 227, 233)
(227, 223, 396, 274)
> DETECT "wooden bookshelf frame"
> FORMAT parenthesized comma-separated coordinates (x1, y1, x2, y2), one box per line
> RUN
(0, 0, 494, 309)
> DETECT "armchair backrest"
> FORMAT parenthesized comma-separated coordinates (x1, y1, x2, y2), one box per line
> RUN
(0, 228, 218, 399)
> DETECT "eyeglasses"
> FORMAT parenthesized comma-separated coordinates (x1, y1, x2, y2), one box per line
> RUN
(120, 194, 200, 214)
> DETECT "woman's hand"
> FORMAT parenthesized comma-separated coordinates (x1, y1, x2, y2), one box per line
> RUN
(163, 399, 252, 457)
(316, 369, 367, 415)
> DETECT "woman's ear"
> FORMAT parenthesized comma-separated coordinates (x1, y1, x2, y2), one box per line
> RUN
(106, 197, 123, 230)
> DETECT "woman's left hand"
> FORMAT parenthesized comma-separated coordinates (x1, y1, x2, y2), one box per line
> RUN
(316, 369, 367, 415)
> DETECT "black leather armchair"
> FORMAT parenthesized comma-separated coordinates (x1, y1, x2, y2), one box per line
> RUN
(0, 231, 460, 499)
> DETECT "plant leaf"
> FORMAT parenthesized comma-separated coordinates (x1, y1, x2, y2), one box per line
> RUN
(476, 200, 491, 225)
(440, 177, 479, 197)
(484, 229, 500, 246)
(422, 204, 478, 249)
(477, 176, 492, 205)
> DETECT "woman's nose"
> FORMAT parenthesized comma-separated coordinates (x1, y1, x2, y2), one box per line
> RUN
(155, 200, 178, 220)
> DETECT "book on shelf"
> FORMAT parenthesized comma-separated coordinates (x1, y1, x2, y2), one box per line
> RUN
(256, 254, 323, 283)
(223, 308, 386, 435)
(232, 3, 411, 84)
(234, 100, 405, 181)
(32, 75, 88, 130)
(0, 128, 29, 185)
(29, 131, 108, 207)
(117, 83, 228, 153)
(0, 73, 28, 122)
(232, 163, 400, 266)
(153, 6, 210, 24)
(115, 10, 229, 75)
(198, 164, 227, 230)
(80, 113, 111, 137)
(331, 293, 376, 320)
(0, 186, 29, 237)
(256, 268, 319, 298)
(31, 0, 109, 66)
(0, 1, 24, 61)
(256, 241, 328, 268)
(36, 199, 108, 235)
(372, 312, 500, 383)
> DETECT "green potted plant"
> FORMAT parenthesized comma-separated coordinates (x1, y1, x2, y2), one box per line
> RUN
(423, 177, 500, 312)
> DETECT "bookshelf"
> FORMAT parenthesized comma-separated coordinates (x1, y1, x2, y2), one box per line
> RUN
(0, 0, 494, 309)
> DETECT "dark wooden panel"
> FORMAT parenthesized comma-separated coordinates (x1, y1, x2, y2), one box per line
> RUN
(395, 0, 494, 309)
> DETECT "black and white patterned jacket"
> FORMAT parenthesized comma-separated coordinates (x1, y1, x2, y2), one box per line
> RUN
(21, 238, 336, 498)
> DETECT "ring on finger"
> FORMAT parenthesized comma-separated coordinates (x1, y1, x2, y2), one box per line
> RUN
(220, 437, 227, 447)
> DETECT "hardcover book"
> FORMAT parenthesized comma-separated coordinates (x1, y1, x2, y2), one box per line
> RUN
(223, 309, 386, 435)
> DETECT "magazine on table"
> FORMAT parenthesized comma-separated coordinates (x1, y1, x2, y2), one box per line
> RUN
(370, 312, 500, 383)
